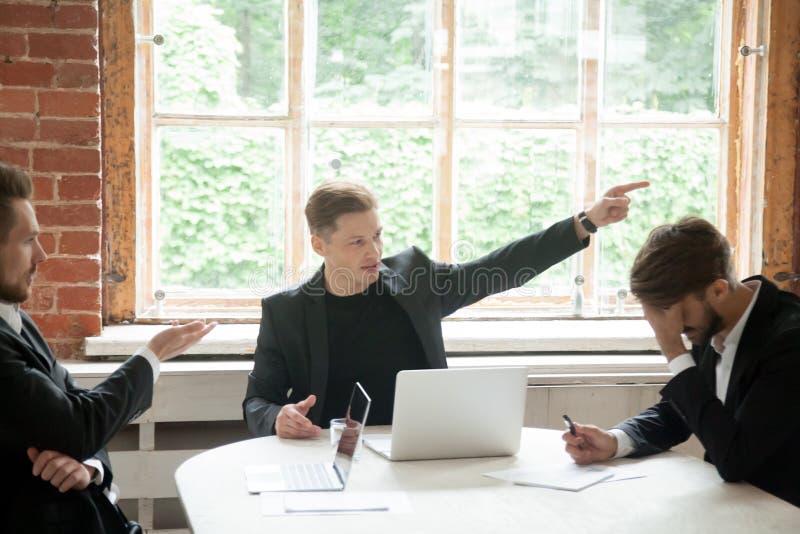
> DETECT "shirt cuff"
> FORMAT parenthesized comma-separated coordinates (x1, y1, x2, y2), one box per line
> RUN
(83, 457, 104, 486)
(667, 352, 695, 376)
(609, 429, 636, 458)
(134, 346, 160, 383)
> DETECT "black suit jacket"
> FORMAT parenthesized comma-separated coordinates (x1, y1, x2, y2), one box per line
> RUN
(243, 216, 588, 436)
(0, 311, 153, 533)
(616, 276, 800, 506)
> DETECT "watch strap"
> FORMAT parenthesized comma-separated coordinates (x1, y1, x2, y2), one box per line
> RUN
(578, 210, 598, 233)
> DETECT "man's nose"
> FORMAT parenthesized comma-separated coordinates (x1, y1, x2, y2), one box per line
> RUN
(34, 239, 48, 264)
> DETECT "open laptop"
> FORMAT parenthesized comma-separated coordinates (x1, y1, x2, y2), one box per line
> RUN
(364, 366, 527, 461)
(244, 382, 371, 492)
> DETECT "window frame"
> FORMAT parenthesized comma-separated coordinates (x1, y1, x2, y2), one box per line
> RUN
(101, 0, 770, 323)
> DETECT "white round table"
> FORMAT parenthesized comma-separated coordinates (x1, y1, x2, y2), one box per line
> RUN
(175, 426, 799, 533)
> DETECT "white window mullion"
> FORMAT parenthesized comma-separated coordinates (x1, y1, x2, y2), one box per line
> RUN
(287, 0, 308, 283)
(433, 0, 456, 262)
(580, 0, 602, 307)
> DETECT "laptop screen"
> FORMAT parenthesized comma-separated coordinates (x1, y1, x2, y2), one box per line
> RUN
(332, 382, 371, 483)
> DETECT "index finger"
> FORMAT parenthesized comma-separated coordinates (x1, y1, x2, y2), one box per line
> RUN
(193, 322, 217, 339)
(607, 181, 650, 197)
(286, 406, 314, 428)
(178, 320, 214, 334)
(663, 302, 684, 320)
(282, 417, 321, 438)
(178, 321, 217, 344)
(33, 450, 59, 476)
(641, 302, 666, 319)
(561, 431, 581, 446)
(27, 447, 40, 464)
(640, 303, 656, 321)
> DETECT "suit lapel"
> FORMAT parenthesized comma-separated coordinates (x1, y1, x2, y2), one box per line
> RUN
(0, 312, 53, 374)
(304, 267, 329, 424)
(379, 264, 441, 368)
(725, 277, 775, 406)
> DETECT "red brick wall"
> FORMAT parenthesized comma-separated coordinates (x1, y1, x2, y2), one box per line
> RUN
(0, 0, 102, 358)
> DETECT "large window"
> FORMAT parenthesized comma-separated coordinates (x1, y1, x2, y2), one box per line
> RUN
(134, 0, 730, 318)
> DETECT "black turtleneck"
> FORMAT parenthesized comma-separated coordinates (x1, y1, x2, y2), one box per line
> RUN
(320, 281, 429, 426)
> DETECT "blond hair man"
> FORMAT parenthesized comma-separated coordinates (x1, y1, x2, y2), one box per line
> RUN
(245, 179, 648, 438)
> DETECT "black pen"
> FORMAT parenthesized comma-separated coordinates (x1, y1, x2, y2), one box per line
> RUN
(562, 414, 577, 436)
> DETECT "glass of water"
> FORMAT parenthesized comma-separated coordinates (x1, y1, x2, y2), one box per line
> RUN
(330, 417, 363, 460)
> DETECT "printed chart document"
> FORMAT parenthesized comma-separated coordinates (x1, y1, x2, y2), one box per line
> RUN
(483, 463, 614, 491)
(261, 491, 412, 516)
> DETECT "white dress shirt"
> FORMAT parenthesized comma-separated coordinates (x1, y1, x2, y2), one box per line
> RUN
(0, 301, 22, 333)
(611, 281, 761, 458)
(0, 301, 160, 502)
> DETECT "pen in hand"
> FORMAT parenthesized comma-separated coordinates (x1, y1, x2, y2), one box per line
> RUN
(562, 414, 576, 436)
(563, 414, 582, 449)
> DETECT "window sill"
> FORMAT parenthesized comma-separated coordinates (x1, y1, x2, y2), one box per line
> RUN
(84, 319, 660, 357)
(67, 353, 671, 387)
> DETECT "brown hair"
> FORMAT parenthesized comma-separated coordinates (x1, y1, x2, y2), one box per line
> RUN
(0, 161, 33, 242)
(305, 181, 378, 239)
(630, 216, 736, 307)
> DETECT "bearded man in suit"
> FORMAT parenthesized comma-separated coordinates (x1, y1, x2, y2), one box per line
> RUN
(563, 216, 800, 507)
(0, 161, 215, 533)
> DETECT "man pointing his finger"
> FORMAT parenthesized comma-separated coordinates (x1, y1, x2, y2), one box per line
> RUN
(244, 179, 649, 439)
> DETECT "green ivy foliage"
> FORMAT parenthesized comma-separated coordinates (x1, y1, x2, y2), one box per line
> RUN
(159, 127, 285, 289)
(599, 128, 718, 289)
(155, 0, 284, 113)
(312, 128, 433, 257)
(605, 0, 720, 115)
(457, 1, 580, 115)
(456, 129, 575, 290)
(315, 0, 431, 112)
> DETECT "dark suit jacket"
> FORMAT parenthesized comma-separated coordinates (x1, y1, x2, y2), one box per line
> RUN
(243, 216, 588, 436)
(616, 276, 800, 506)
(0, 311, 153, 533)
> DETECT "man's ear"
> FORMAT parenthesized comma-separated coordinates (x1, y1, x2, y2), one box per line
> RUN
(707, 278, 730, 303)
(311, 234, 326, 256)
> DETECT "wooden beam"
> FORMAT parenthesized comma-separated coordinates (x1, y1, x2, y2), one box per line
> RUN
(725, 0, 746, 270)
(136, 0, 157, 315)
(99, 0, 137, 323)
(761, 0, 800, 288)
(794, 91, 800, 296)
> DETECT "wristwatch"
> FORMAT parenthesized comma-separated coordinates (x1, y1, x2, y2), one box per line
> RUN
(578, 211, 598, 233)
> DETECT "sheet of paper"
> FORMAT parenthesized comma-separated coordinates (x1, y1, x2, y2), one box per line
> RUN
(261, 491, 412, 516)
(483, 463, 614, 492)
(600, 464, 646, 483)
(244, 464, 286, 493)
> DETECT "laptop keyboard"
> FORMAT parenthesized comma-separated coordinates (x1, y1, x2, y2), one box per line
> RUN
(282, 463, 337, 490)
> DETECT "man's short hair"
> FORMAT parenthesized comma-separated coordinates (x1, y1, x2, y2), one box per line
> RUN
(630, 216, 736, 307)
(305, 181, 378, 240)
(0, 161, 33, 243)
